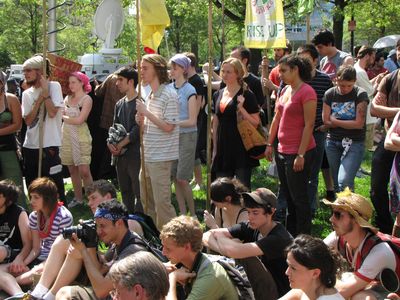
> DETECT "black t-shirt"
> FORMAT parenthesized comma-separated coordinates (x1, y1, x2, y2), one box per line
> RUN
(229, 222, 293, 297)
(0, 204, 25, 250)
(188, 74, 205, 97)
(323, 85, 369, 141)
(220, 72, 264, 106)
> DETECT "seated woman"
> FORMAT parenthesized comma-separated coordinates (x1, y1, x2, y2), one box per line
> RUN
(0, 177, 73, 298)
(0, 180, 30, 272)
(204, 177, 248, 229)
(280, 234, 344, 300)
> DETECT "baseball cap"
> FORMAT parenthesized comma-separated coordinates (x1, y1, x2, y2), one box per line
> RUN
(242, 188, 277, 208)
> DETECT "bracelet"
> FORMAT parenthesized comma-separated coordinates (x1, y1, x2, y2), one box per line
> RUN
(266, 143, 273, 147)
(297, 154, 304, 158)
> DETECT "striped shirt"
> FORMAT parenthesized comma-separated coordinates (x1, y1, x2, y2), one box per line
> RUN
(143, 84, 179, 162)
(308, 70, 333, 129)
(29, 205, 73, 261)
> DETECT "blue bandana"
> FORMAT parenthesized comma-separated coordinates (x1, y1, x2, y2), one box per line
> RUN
(94, 208, 125, 221)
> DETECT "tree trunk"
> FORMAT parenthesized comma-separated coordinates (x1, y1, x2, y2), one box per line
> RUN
(332, 0, 346, 50)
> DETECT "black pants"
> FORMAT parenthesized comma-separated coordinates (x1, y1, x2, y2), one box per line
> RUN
(23, 147, 65, 201)
(371, 140, 395, 234)
(275, 149, 315, 237)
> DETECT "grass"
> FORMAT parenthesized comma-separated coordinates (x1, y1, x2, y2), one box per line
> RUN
(67, 150, 375, 240)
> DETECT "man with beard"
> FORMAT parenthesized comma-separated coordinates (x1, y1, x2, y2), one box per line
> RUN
(21, 55, 64, 200)
(203, 188, 293, 297)
(323, 189, 397, 299)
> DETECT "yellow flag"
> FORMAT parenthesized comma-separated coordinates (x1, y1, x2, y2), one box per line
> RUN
(140, 0, 170, 53)
(244, 0, 286, 49)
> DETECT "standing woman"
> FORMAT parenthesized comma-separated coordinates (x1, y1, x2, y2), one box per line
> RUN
(169, 54, 198, 216)
(61, 72, 93, 208)
(212, 58, 260, 189)
(323, 65, 369, 192)
(0, 71, 24, 207)
(265, 54, 317, 237)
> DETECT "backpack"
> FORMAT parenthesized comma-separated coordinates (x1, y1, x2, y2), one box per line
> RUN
(337, 232, 400, 279)
(200, 254, 255, 300)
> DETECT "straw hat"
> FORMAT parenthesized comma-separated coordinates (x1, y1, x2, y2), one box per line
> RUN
(322, 189, 378, 233)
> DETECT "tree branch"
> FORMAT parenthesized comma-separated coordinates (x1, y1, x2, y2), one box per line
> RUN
(212, 0, 243, 21)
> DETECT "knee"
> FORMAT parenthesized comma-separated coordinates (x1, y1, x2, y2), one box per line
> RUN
(56, 286, 72, 300)
(176, 178, 188, 186)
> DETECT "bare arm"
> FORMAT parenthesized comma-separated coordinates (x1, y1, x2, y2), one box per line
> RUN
(335, 273, 369, 299)
(371, 91, 400, 119)
(215, 235, 263, 259)
(297, 100, 316, 156)
(0, 94, 22, 135)
(265, 109, 281, 161)
(330, 101, 368, 130)
(179, 95, 198, 127)
(385, 111, 400, 151)
(202, 228, 231, 252)
(62, 96, 92, 125)
(23, 229, 40, 265)
(322, 102, 335, 128)
(24, 96, 45, 126)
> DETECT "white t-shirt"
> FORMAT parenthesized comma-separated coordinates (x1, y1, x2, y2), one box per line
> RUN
(317, 292, 345, 300)
(22, 81, 64, 148)
(324, 231, 396, 282)
(354, 62, 378, 125)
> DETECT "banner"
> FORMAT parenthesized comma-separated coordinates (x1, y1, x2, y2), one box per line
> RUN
(298, 0, 314, 17)
(244, 0, 286, 49)
(47, 53, 82, 95)
(140, 0, 170, 54)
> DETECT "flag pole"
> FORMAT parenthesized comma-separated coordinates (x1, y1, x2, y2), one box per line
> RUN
(221, 0, 225, 59)
(38, 0, 48, 178)
(206, 0, 213, 209)
(136, 0, 148, 214)
(306, 14, 311, 43)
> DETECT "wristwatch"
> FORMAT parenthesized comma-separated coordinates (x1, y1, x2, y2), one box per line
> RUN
(297, 154, 304, 158)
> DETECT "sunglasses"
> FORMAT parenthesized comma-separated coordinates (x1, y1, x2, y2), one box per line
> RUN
(332, 210, 346, 220)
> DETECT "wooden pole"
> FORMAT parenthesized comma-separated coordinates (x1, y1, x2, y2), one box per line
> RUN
(221, 0, 225, 59)
(38, 0, 48, 178)
(306, 15, 311, 43)
(206, 0, 213, 210)
(136, 0, 148, 214)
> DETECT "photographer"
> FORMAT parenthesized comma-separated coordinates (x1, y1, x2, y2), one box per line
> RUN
(56, 200, 147, 300)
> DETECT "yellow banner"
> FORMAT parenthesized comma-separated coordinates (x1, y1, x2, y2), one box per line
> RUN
(244, 0, 286, 49)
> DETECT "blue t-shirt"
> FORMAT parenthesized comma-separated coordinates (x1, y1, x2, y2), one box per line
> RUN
(170, 81, 197, 133)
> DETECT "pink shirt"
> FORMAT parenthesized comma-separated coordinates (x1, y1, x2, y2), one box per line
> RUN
(277, 83, 317, 154)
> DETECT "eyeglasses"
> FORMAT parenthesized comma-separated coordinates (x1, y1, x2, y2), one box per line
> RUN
(332, 210, 345, 220)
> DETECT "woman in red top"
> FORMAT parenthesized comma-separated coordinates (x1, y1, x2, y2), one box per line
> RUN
(265, 54, 317, 237)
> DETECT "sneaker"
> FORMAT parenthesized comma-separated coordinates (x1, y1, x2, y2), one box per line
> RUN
(4, 292, 41, 300)
(68, 198, 83, 208)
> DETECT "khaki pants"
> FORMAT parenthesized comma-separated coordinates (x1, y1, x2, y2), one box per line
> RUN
(140, 160, 177, 229)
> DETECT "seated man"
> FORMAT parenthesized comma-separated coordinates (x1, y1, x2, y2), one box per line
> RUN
(161, 216, 238, 300)
(323, 189, 398, 299)
(108, 251, 169, 300)
(203, 188, 293, 297)
(55, 200, 147, 299)
(22, 180, 143, 300)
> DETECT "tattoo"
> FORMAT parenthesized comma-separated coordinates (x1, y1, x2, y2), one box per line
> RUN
(357, 102, 367, 120)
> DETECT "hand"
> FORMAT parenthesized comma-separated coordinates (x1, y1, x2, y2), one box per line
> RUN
(329, 115, 338, 127)
(163, 262, 177, 274)
(8, 257, 28, 275)
(107, 143, 121, 156)
(67, 243, 83, 259)
(315, 124, 328, 132)
(293, 156, 305, 172)
(203, 210, 218, 229)
(70, 233, 87, 253)
(237, 95, 245, 110)
(262, 78, 276, 90)
(211, 230, 227, 240)
(169, 268, 196, 285)
(202, 63, 210, 73)
(39, 76, 49, 96)
(135, 112, 144, 125)
(265, 145, 273, 161)
(136, 101, 148, 116)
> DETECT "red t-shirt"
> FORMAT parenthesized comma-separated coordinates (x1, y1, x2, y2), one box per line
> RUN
(277, 83, 317, 154)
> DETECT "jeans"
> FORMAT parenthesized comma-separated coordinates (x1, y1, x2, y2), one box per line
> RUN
(371, 140, 395, 234)
(308, 131, 327, 213)
(275, 148, 315, 236)
(325, 139, 365, 192)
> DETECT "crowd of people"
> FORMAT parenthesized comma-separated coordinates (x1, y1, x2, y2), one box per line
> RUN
(0, 28, 400, 299)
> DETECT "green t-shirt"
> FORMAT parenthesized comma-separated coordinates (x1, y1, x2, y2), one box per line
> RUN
(187, 253, 239, 300)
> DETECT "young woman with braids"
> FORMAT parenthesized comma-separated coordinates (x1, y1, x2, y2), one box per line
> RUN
(204, 177, 249, 229)
(212, 58, 260, 189)
(280, 234, 344, 300)
(265, 54, 317, 237)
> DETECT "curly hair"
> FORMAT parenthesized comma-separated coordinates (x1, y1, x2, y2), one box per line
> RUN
(160, 216, 203, 252)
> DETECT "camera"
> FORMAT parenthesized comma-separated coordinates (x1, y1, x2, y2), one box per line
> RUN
(62, 219, 98, 248)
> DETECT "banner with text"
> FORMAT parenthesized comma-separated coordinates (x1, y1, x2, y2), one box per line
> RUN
(244, 0, 286, 49)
